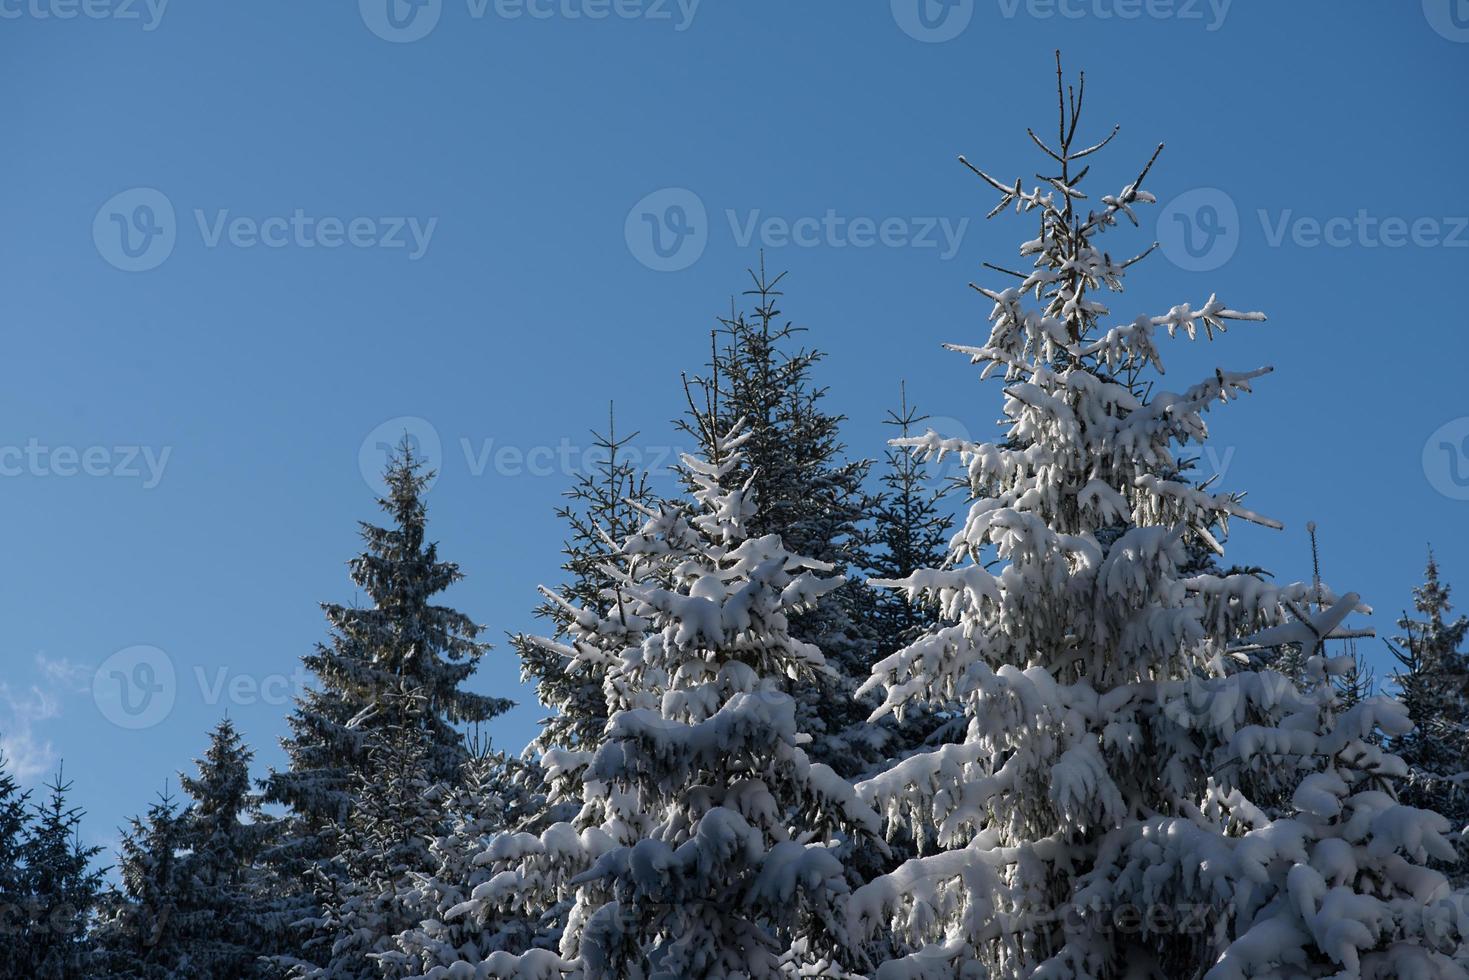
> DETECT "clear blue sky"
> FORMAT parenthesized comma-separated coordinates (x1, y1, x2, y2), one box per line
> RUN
(1, 2, 1465, 858)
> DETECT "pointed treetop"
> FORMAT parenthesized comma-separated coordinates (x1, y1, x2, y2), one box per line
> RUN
(380, 433, 435, 520)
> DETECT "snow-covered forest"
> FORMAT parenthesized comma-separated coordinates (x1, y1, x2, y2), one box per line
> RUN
(7, 60, 1469, 979)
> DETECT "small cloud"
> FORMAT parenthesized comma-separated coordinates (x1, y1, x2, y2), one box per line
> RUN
(34, 653, 90, 694)
(0, 654, 91, 785)
(0, 683, 62, 783)
(1, 730, 57, 784)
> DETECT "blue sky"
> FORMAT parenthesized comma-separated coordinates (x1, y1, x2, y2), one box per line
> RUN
(1, 1, 1466, 857)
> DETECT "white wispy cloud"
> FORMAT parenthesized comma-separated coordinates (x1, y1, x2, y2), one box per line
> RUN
(0, 654, 91, 784)
(33, 653, 91, 694)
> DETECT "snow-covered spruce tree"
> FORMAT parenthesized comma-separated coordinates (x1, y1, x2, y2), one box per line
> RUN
(93, 789, 190, 979)
(404, 406, 669, 968)
(423, 417, 887, 979)
(21, 767, 104, 978)
(0, 749, 32, 977)
(376, 745, 548, 976)
(385, 487, 661, 975)
(174, 718, 281, 977)
(861, 386, 956, 671)
(289, 687, 448, 979)
(854, 386, 963, 784)
(468, 534, 659, 963)
(514, 404, 659, 773)
(1390, 551, 1469, 832)
(265, 439, 511, 860)
(678, 265, 880, 776)
(850, 58, 1469, 979)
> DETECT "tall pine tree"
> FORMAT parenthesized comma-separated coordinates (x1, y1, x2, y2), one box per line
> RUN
(416, 419, 888, 978)
(679, 265, 880, 775)
(1390, 550, 1469, 829)
(0, 749, 32, 977)
(860, 386, 955, 672)
(514, 405, 658, 766)
(850, 57, 1468, 978)
(176, 718, 280, 977)
(266, 439, 510, 853)
(22, 767, 105, 979)
(376, 744, 546, 976)
(94, 788, 189, 979)
(289, 688, 447, 979)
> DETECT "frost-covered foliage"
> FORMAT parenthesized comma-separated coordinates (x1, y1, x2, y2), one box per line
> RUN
(263, 441, 510, 966)
(849, 58, 1469, 980)
(857, 387, 960, 766)
(18, 58, 1469, 980)
(95, 720, 282, 980)
(265, 440, 510, 876)
(0, 750, 32, 977)
(288, 689, 449, 979)
(175, 718, 282, 977)
(415, 419, 887, 978)
(514, 405, 659, 771)
(397, 431, 661, 976)
(679, 264, 881, 777)
(20, 768, 106, 979)
(378, 748, 549, 976)
(861, 387, 955, 665)
(1391, 552, 1469, 850)
(93, 789, 190, 979)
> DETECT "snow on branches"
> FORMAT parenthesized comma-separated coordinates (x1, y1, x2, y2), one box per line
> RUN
(851, 54, 1469, 980)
